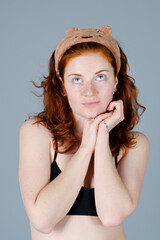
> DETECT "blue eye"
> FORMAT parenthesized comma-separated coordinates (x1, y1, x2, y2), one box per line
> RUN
(97, 74, 105, 80)
(73, 77, 81, 83)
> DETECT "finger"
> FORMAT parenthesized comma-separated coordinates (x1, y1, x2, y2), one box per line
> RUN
(107, 99, 123, 112)
(94, 112, 113, 123)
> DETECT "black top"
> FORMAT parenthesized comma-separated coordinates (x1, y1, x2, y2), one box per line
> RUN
(50, 143, 118, 216)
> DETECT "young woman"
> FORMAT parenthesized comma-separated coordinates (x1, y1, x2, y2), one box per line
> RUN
(19, 25, 150, 240)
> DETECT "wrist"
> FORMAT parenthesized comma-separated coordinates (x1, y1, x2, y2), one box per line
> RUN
(80, 142, 92, 150)
(96, 132, 110, 146)
(80, 143, 94, 154)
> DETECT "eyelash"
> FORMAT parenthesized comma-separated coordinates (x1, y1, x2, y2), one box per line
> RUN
(72, 74, 106, 83)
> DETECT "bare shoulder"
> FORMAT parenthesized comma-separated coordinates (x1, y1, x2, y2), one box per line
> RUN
(19, 118, 55, 164)
(132, 131, 150, 147)
(130, 131, 150, 158)
(20, 118, 52, 138)
(117, 131, 150, 163)
(19, 118, 54, 145)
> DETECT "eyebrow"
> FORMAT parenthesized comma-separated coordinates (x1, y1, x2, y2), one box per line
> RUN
(67, 69, 109, 77)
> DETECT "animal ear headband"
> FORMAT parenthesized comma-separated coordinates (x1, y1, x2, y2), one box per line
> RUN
(54, 25, 121, 79)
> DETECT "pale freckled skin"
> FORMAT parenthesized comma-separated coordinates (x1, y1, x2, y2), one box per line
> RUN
(24, 52, 128, 240)
(62, 52, 118, 135)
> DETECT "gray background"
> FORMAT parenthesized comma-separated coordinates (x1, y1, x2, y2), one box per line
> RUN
(0, 0, 159, 239)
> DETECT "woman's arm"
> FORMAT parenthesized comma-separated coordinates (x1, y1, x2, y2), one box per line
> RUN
(19, 119, 92, 234)
(93, 100, 149, 226)
(94, 130, 149, 227)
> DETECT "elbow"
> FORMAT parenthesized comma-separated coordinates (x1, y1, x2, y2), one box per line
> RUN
(98, 209, 122, 227)
(36, 224, 54, 235)
(31, 219, 55, 234)
(101, 214, 123, 227)
(29, 212, 56, 234)
(101, 206, 136, 227)
(33, 225, 53, 235)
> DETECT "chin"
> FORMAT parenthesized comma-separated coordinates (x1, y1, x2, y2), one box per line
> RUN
(74, 106, 107, 120)
(83, 109, 106, 119)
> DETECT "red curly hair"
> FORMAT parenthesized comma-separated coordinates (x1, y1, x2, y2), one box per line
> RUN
(29, 42, 146, 158)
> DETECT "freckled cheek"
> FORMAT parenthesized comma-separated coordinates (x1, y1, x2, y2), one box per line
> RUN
(66, 91, 80, 108)
(101, 91, 113, 108)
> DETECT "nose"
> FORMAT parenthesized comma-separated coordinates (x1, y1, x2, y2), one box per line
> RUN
(82, 82, 98, 97)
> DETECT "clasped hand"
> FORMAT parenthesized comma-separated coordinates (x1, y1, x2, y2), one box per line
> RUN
(81, 99, 125, 152)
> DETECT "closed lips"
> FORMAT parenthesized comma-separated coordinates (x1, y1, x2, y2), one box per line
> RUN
(83, 101, 99, 104)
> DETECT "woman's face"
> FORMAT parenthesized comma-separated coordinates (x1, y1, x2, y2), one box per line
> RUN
(63, 52, 118, 121)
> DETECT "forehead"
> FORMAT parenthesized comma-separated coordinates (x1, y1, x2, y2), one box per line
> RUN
(64, 52, 112, 74)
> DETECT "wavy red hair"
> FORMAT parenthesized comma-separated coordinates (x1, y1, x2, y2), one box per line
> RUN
(29, 42, 146, 158)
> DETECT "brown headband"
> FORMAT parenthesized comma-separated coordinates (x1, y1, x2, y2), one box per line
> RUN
(54, 25, 121, 78)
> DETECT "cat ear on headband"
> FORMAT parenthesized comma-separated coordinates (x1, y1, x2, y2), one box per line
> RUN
(65, 25, 112, 36)
(66, 27, 78, 35)
(99, 25, 112, 35)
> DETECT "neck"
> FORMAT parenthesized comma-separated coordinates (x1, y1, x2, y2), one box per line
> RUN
(73, 115, 87, 139)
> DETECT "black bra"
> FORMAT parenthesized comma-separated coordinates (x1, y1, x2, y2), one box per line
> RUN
(50, 143, 118, 216)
